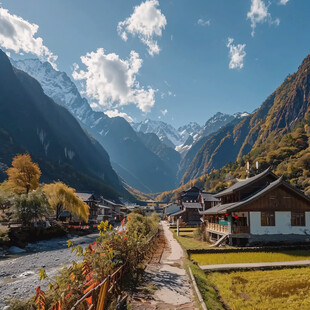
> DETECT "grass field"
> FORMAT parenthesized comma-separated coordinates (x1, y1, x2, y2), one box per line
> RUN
(185, 261, 225, 310)
(191, 250, 310, 265)
(170, 228, 212, 250)
(209, 267, 310, 309)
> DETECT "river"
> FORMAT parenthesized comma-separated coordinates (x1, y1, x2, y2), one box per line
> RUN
(0, 233, 98, 309)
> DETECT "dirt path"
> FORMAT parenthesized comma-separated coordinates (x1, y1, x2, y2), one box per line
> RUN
(130, 222, 197, 310)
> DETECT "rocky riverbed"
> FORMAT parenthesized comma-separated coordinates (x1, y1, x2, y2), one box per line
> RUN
(0, 234, 98, 309)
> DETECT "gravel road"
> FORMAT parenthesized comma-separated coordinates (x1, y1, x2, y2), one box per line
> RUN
(0, 234, 98, 309)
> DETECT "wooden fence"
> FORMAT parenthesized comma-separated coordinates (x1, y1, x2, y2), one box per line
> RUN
(70, 229, 159, 310)
(70, 263, 125, 310)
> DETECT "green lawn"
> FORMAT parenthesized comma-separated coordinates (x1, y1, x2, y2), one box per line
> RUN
(191, 250, 310, 265)
(170, 228, 212, 250)
(185, 261, 225, 310)
(209, 267, 310, 309)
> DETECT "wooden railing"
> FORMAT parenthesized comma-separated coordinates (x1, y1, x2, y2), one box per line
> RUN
(206, 222, 229, 233)
(71, 263, 125, 310)
(70, 229, 159, 309)
(206, 222, 250, 234)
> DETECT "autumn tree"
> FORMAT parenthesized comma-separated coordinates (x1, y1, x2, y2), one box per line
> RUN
(6, 154, 41, 194)
(43, 182, 89, 222)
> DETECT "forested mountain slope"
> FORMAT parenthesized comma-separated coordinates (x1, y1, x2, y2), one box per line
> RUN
(182, 54, 310, 184)
(0, 50, 130, 201)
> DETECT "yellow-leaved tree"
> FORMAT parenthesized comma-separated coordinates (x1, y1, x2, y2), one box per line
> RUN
(43, 182, 89, 222)
(6, 154, 41, 194)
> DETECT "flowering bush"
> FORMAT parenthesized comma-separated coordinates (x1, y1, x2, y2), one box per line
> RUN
(8, 213, 160, 310)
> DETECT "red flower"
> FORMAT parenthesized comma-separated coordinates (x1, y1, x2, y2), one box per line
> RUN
(92, 241, 96, 245)
(66, 292, 72, 299)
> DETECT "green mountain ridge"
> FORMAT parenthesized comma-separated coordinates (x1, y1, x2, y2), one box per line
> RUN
(182, 54, 310, 184)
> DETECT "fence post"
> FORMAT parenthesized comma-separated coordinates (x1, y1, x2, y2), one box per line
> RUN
(96, 276, 110, 310)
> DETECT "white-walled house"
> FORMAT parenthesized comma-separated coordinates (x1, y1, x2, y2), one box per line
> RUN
(200, 168, 310, 246)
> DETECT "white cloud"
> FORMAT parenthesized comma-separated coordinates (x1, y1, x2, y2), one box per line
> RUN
(247, 0, 280, 37)
(105, 109, 134, 123)
(72, 48, 155, 113)
(227, 38, 246, 70)
(117, 0, 167, 56)
(0, 7, 57, 68)
(160, 109, 168, 116)
(279, 0, 289, 5)
(197, 18, 211, 27)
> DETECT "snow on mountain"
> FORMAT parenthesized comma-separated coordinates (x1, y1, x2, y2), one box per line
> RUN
(132, 112, 249, 157)
(176, 112, 249, 156)
(11, 58, 179, 193)
(11, 58, 94, 124)
(132, 119, 184, 148)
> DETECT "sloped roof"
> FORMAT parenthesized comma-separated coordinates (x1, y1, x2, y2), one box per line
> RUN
(76, 193, 94, 201)
(200, 177, 310, 215)
(183, 202, 203, 209)
(214, 167, 277, 198)
(199, 203, 235, 215)
(169, 209, 186, 216)
(102, 198, 124, 207)
(59, 211, 71, 217)
(166, 204, 180, 215)
(200, 192, 220, 202)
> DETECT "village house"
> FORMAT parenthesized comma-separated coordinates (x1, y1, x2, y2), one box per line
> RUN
(58, 192, 99, 223)
(76, 193, 99, 223)
(97, 198, 125, 223)
(168, 186, 215, 226)
(199, 192, 220, 210)
(200, 168, 310, 246)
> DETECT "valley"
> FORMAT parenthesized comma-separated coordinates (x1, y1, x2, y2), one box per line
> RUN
(1, 1, 310, 309)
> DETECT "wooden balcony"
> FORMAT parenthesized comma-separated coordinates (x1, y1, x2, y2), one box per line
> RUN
(232, 226, 250, 234)
(206, 222, 250, 234)
(206, 222, 229, 233)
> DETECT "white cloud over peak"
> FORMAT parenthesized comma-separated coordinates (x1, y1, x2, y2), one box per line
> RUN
(279, 0, 289, 5)
(0, 8, 57, 68)
(197, 18, 211, 27)
(160, 109, 168, 116)
(72, 48, 155, 113)
(247, 0, 280, 37)
(117, 0, 167, 56)
(105, 109, 134, 123)
(227, 38, 246, 70)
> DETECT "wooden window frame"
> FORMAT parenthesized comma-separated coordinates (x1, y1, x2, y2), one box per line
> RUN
(261, 211, 275, 226)
(291, 211, 305, 227)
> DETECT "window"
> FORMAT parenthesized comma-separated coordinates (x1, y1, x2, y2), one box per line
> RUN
(291, 212, 305, 226)
(261, 212, 275, 226)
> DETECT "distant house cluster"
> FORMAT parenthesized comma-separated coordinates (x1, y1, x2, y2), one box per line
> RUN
(164, 168, 310, 246)
(60, 193, 134, 225)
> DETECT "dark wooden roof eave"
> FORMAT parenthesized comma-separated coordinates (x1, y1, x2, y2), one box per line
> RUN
(214, 167, 277, 198)
(227, 177, 310, 213)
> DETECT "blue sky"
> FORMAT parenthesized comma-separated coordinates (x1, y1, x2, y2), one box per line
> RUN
(1, 0, 310, 127)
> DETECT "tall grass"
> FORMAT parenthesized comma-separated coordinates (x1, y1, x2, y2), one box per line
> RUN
(191, 250, 310, 265)
(209, 267, 310, 309)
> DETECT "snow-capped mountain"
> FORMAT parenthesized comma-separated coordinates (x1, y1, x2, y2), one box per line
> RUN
(178, 122, 202, 143)
(176, 112, 249, 155)
(132, 112, 249, 157)
(11, 59, 93, 123)
(12, 58, 178, 193)
(132, 119, 184, 148)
